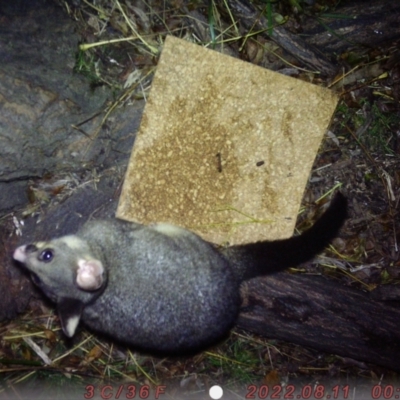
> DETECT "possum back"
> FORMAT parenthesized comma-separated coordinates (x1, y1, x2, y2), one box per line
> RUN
(78, 220, 242, 352)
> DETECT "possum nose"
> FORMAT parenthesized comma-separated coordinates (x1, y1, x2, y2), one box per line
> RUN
(13, 245, 27, 262)
(13, 244, 38, 262)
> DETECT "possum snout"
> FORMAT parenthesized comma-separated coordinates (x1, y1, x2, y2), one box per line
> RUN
(13, 244, 38, 263)
(13, 245, 28, 263)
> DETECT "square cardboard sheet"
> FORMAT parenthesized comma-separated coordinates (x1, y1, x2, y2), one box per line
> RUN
(117, 36, 338, 245)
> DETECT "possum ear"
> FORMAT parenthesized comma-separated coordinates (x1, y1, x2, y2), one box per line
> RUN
(76, 259, 104, 291)
(57, 298, 84, 337)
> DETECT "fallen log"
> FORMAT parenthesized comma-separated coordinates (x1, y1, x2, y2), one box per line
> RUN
(303, 0, 400, 54)
(238, 272, 400, 372)
(224, 0, 338, 76)
(221, 0, 400, 76)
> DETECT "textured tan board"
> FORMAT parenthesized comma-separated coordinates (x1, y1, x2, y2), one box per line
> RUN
(117, 36, 338, 245)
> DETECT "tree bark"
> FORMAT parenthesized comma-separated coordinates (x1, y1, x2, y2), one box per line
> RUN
(238, 273, 400, 372)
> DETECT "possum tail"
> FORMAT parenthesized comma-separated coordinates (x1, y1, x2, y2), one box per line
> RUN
(221, 192, 348, 282)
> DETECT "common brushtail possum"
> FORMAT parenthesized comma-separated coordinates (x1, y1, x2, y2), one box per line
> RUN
(13, 192, 347, 354)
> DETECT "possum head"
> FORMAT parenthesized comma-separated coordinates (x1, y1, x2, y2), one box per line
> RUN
(13, 235, 105, 338)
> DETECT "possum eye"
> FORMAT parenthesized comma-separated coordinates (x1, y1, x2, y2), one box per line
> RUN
(39, 249, 54, 263)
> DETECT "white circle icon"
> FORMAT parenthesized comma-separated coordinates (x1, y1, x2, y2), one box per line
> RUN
(209, 385, 223, 399)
